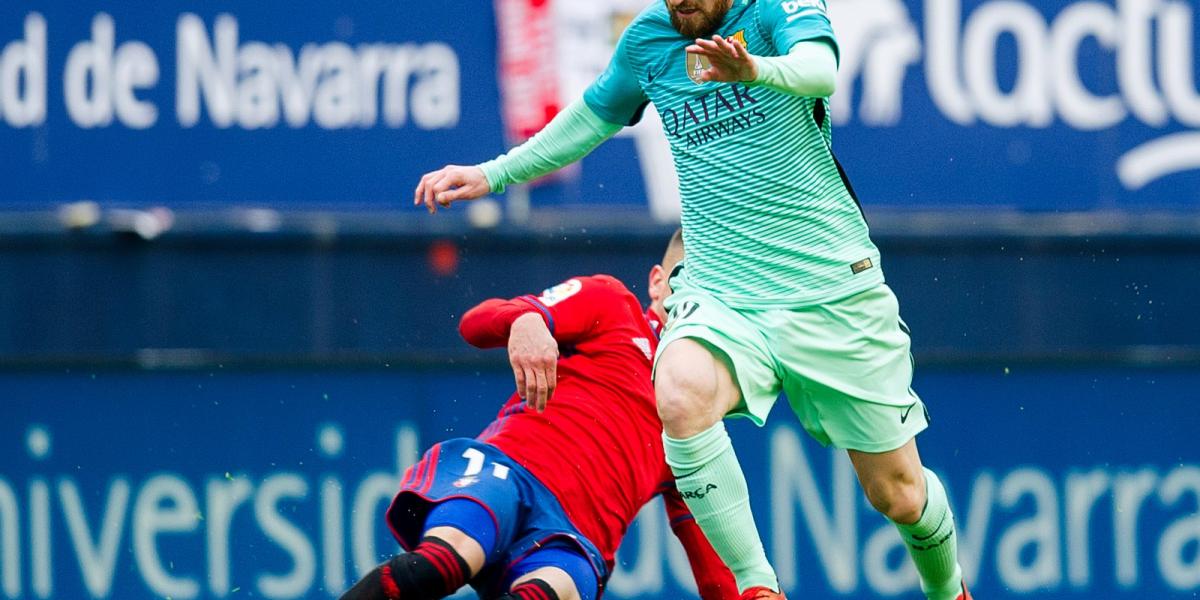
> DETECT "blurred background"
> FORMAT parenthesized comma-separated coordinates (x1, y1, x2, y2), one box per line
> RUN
(3, 1, 1199, 599)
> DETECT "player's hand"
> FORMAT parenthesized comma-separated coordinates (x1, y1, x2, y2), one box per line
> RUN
(685, 35, 757, 83)
(413, 165, 490, 214)
(507, 312, 559, 412)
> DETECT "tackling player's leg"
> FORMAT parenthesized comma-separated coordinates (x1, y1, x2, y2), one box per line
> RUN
(849, 441, 967, 600)
(656, 338, 780, 597)
(338, 534, 478, 600)
(339, 499, 494, 600)
(495, 546, 599, 600)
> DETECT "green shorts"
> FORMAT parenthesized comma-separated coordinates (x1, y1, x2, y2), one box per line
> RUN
(654, 270, 928, 453)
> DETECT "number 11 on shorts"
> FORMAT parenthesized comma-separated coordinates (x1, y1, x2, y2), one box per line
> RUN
(461, 448, 510, 480)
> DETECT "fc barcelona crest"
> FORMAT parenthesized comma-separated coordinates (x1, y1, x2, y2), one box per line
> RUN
(686, 30, 747, 85)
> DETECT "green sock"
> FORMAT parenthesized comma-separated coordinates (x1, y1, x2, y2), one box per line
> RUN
(664, 422, 777, 593)
(895, 469, 964, 600)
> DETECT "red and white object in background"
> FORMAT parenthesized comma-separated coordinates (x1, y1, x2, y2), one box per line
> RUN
(494, 0, 561, 143)
(495, 0, 682, 220)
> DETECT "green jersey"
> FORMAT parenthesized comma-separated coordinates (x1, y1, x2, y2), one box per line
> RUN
(584, 0, 883, 308)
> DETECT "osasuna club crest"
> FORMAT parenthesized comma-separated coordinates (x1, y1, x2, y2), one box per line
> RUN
(686, 30, 747, 84)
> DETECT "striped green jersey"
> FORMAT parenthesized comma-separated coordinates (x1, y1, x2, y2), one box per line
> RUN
(584, 0, 882, 308)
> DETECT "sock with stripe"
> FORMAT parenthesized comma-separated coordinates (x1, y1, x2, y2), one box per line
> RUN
(498, 578, 560, 600)
(895, 469, 964, 600)
(664, 421, 778, 593)
(338, 536, 469, 600)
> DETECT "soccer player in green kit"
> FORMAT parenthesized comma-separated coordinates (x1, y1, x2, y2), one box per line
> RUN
(413, 1, 971, 599)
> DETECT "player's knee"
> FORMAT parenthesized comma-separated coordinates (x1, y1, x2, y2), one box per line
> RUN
(655, 374, 718, 436)
(422, 526, 485, 573)
(655, 344, 724, 436)
(864, 476, 926, 525)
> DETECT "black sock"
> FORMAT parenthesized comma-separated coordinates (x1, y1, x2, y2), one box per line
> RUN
(338, 536, 470, 600)
(497, 578, 560, 600)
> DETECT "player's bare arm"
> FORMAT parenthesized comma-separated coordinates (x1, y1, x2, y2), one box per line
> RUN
(507, 312, 559, 411)
(413, 164, 490, 214)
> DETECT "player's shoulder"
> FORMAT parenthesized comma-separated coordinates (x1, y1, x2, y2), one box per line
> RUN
(535, 274, 632, 307)
(756, 0, 830, 24)
(578, 273, 635, 297)
(628, 2, 671, 32)
(573, 274, 642, 311)
(619, 3, 674, 48)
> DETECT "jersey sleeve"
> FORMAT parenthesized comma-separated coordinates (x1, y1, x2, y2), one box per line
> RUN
(583, 33, 650, 126)
(458, 275, 626, 348)
(458, 298, 538, 348)
(663, 487, 739, 600)
(757, 0, 839, 61)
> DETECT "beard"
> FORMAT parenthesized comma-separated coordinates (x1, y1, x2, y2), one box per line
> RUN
(666, 0, 731, 39)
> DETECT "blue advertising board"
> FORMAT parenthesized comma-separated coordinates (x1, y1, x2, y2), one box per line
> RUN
(826, 0, 1200, 210)
(3, 1, 1200, 214)
(2, 367, 1198, 599)
(0, 1, 504, 208)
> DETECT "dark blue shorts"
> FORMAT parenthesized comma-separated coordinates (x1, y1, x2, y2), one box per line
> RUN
(386, 438, 608, 599)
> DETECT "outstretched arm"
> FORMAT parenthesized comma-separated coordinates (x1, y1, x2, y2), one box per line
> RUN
(478, 100, 623, 194)
(413, 100, 622, 214)
(416, 26, 647, 215)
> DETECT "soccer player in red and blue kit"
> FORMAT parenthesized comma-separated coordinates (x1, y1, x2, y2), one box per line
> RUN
(340, 231, 736, 600)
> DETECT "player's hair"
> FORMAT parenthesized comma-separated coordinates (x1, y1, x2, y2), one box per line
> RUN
(662, 228, 684, 272)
